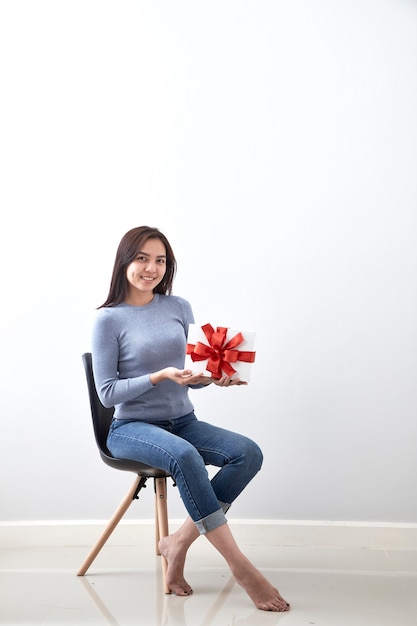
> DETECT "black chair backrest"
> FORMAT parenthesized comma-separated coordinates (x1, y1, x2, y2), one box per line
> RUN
(82, 352, 114, 457)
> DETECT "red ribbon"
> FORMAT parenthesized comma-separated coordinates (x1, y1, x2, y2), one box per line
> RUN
(186, 323, 256, 379)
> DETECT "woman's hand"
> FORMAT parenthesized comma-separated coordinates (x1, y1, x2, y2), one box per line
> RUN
(150, 368, 247, 387)
(212, 375, 247, 387)
(151, 367, 209, 386)
(186, 372, 248, 387)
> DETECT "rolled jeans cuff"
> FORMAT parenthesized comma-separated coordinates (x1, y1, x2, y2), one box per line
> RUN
(195, 501, 230, 535)
(219, 500, 231, 514)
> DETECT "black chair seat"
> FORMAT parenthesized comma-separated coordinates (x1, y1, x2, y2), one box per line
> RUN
(99, 449, 170, 477)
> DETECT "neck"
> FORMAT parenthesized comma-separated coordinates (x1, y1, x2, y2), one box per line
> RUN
(124, 292, 155, 306)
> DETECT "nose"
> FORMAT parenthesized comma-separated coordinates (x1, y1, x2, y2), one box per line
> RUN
(145, 259, 157, 272)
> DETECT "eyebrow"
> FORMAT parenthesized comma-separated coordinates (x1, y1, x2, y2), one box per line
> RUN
(137, 250, 167, 258)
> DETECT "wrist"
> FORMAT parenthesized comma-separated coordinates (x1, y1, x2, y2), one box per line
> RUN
(150, 370, 164, 386)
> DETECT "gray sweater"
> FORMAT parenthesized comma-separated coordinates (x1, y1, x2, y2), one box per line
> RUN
(91, 294, 197, 422)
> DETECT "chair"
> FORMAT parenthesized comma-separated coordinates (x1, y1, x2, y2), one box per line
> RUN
(77, 352, 172, 593)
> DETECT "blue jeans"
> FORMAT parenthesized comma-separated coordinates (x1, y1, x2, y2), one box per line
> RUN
(107, 411, 263, 534)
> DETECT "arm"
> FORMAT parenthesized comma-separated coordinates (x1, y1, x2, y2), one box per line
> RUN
(91, 311, 156, 408)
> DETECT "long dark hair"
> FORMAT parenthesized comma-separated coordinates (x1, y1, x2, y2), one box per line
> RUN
(98, 226, 177, 308)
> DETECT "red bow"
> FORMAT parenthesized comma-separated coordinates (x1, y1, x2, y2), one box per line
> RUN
(186, 323, 256, 379)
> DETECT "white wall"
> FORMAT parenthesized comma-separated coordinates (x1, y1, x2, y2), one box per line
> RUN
(1, 0, 416, 523)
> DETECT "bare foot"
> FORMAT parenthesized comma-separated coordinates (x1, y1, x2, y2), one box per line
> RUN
(158, 535, 193, 596)
(232, 556, 290, 612)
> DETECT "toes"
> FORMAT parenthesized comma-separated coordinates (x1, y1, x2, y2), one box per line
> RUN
(170, 584, 193, 596)
(260, 599, 290, 612)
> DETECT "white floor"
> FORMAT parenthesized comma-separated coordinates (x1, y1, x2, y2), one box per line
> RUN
(1, 524, 416, 626)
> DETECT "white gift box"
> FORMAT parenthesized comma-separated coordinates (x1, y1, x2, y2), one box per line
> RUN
(185, 323, 256, 382)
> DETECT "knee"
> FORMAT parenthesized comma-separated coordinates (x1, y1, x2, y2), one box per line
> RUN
(244, 439, 263, 474)
(170, 444, 206, 476)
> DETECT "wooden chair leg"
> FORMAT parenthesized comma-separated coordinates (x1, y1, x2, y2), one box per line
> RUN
(155, 485, 161, 555)
(77, 475, 143, 576)
(154, 476, 170, 594)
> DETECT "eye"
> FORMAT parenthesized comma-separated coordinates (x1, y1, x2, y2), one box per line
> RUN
(136, 255, 147, 262)
(157, 258, 166, 264)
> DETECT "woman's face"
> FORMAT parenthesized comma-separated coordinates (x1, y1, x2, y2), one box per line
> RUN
(125, 237, 167, 304)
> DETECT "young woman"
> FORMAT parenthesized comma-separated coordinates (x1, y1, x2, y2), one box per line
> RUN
(91, 225, 290, 612)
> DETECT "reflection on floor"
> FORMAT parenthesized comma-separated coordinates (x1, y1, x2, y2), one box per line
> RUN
(1, 526, 416, 625)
